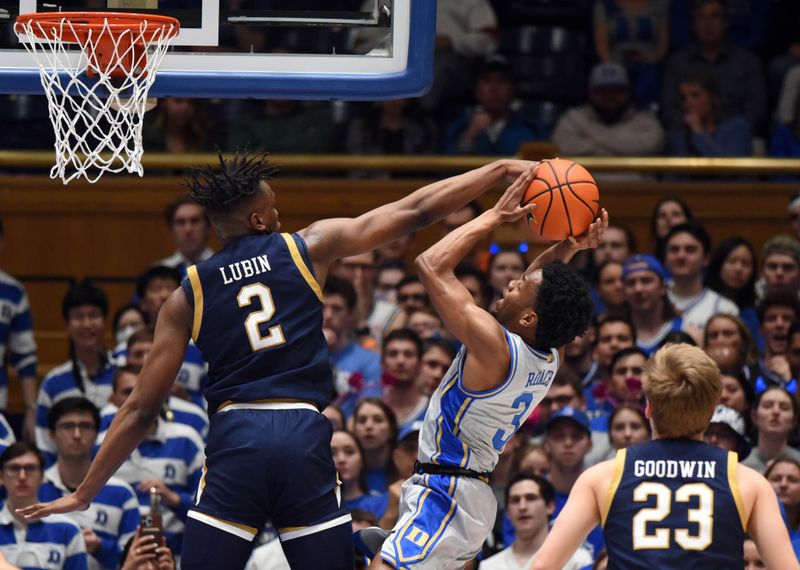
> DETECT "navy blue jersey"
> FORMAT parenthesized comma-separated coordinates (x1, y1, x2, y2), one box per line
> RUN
(603, 439, 745, 569)
(181, 232, 332, 413)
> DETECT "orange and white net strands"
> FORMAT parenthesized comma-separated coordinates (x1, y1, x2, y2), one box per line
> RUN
(15, 14, 179, 184)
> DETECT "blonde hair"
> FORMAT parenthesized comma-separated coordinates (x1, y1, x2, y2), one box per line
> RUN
(644, 344, 721, 438)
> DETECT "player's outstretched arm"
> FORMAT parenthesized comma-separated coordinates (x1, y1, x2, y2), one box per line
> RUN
(529, 464, 606, 570)
(415, 167, 537, 385)
(18, 290, 190, 520)
(299, 159, 536, 272)
(741, 464, 800, 569)
(525, 209, 608, 275)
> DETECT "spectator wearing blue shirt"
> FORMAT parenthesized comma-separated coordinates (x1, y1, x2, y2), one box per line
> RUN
(97, 366, 204, 556)
(0, 215, 39, 441)
(443, 56, 540, 156)
(40, 398, 138, 570)
(543, 408, 604, 558)
(36, 282, 115, 467)
(323, 277, 382, 418)
(667, 73, 752, 157)
(0, 442, 88, 570)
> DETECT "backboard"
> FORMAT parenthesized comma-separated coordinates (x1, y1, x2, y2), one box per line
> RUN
(0, 0, 435, 99)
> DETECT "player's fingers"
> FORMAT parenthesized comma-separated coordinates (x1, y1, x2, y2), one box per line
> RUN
(18, 502, 51, 520)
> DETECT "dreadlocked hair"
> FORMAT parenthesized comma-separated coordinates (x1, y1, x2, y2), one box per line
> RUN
(183, 150, 280, 218)
(533, 261, 593, 349)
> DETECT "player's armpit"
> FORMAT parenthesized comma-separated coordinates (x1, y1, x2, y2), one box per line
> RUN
(529, 468, 603, 570)
(744, 467, 800, 569)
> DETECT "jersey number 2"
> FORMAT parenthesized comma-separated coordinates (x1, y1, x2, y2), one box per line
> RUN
(238, 283, 286, 351)
(632, 482, 713, 551)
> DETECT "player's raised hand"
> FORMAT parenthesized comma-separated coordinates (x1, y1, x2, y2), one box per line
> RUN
(492, 164, 539, 223)
(567, 208, 609, 251)
(16, 493, 89, 521)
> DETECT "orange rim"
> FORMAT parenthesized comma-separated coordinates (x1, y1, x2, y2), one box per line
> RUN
(15, 12, 180, 43)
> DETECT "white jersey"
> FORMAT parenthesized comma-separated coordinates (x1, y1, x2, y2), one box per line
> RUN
(419, 329, 559, 473)
(668, 287, 738, 331)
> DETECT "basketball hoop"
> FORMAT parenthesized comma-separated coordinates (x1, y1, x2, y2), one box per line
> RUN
(14, 12, 180, 184)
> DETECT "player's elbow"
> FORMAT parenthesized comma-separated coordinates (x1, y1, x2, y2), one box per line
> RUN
(414, 253, 438, 279)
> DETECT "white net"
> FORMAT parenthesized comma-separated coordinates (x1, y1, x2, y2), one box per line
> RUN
(14, 14, 179, 184)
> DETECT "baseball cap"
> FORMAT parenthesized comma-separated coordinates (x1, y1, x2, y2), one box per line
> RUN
(545, 406, 591, 436)
(589, 62, 629, 89)
(708, 404, 751, 459)
(622, 254, 670, 281)
(476, 54, 512, 80)
(397, 420, 423, 445)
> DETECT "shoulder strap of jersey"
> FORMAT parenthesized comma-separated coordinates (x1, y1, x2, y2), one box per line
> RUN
(185, 265, 204, 342)
(727, 450, 747, 528)
(601, 448, 627, 527)
(280, 233, 323, 302)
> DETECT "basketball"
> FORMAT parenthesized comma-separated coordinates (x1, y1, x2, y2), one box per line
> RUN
(523, 158, 600, 241)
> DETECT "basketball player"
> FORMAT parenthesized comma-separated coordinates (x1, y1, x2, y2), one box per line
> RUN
(529, 344, 800, 570)
(363, 169, 606, 569)
(18, 152, 538, 570)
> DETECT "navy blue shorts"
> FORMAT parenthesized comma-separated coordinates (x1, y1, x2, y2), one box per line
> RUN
(188, 405, 350, 541)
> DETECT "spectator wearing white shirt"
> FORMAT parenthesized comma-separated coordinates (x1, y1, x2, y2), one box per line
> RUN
(479, 473, 592, 570)
(664, 222, 738, 333)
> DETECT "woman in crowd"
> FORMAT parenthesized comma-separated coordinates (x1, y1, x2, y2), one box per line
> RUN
(650, 196, 693, 260)
(704, 313, 760, 371)
(331, 429, 389, 523)
(742, 386, 800, 472)
(705, 237, 759, 335)
(352, 398, 399, 493)
(765, 455, 800, 541)
(666, 74, 753, 157)
(608, 404, 651, 451)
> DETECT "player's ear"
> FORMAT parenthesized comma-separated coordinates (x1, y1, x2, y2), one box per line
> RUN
(519, 310, 538, 329)
(644, 400, 652, 419)
(249, 211, 267, 232)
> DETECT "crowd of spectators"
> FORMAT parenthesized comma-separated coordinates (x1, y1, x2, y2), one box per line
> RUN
(3, 0, 800, 167)
(2, 184, 800, 567)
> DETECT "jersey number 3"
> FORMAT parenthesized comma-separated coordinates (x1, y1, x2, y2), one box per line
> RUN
(632, 482, 713, 551)
(491, 393, 533, 450)
(238, 283, 286, 351)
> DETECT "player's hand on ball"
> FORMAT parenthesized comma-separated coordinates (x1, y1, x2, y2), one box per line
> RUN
(493, 164, 538, 223)
(503, 159, 540, 182)
(567, 209, 609, 251)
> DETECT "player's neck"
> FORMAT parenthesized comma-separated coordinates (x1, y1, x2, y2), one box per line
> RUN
(57, 456, 92, 490)
(670, 276, 703, 299)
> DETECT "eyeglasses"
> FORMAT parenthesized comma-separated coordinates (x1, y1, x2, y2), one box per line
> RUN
(55, 421, 97, 433)
(398, 293, 427, 302)
(3, 464, 41, 477)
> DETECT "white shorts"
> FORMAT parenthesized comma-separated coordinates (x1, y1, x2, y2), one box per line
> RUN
(380, 473, 496, 570)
